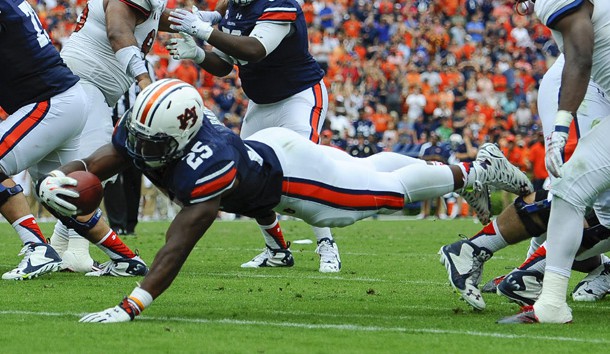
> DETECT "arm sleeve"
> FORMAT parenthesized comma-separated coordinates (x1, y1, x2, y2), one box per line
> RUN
(249, 22, 291, 57)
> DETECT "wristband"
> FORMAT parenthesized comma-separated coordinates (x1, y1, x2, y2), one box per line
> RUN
(554, 110, 574, 133)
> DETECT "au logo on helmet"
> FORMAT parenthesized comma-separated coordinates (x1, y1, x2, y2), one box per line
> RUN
(177, 106, 198, 130)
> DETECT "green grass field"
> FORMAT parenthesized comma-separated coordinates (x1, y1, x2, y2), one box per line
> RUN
(1, 218, 609, 353)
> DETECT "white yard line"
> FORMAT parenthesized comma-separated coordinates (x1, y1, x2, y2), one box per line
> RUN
(1, 310, 608, 344)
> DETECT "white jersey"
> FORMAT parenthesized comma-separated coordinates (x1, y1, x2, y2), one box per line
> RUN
(535, 0, 610, 94)
(61, 0, 165, 107)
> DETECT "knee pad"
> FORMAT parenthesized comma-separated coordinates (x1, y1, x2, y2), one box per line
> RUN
(514, 189, 551, 236)
(0, 173, 24, 206)
(56, 208, 103, 236)
(581, 213, 610, 249)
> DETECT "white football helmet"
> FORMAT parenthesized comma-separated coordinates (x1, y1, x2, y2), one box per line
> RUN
(125, 79, 203, 168)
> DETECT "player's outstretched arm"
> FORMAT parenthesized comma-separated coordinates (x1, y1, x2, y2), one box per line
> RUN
(79, 197, 221, 323)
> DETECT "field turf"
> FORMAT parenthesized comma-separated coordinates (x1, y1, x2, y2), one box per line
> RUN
(1, 218, 609, 353)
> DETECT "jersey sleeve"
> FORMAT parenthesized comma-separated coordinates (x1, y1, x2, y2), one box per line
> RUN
(118, 0, 161, 17)
(535, 0, 585, 28)
(257, 0, 299, 24)
(176, 160, 238, 205)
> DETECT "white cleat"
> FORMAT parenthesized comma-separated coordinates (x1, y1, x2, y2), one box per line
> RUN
(471, 143, 534, 196)
(439, 239, 492, 310)
(461, 185, 491, 225)
(572, 262, 610, 302)
(316, 238, 341, 273)
(2, 243, 62, 280)
(241, 245, 294, 268)
(85, 256, 148, 277)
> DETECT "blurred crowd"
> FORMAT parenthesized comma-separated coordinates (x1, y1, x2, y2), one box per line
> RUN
(3, 0, 556, 217)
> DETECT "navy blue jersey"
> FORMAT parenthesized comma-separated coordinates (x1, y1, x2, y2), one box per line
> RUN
(113, 117, 284, 218)
(219, 0, 324, 104)
(0, 0, 79, 114)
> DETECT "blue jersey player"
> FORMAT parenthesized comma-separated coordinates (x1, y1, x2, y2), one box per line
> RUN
(166, 0, 339, 273)
(0, 0, 89, 280)
(36, 79, 533, 322)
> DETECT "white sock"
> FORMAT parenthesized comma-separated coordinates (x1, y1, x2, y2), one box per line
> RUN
(545, 197, 585, 278)
(311, 226, 333, 242)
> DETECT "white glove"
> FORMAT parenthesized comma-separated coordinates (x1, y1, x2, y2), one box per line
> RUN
(79, 305, 133, 323)
(196, 10, 222, 24)
(167, 32, 205, 63)
(545, 110, 573, 178)
(36, 171, 79, 216)
(545, 131, 568, 178)
(169, 6, 213, 41)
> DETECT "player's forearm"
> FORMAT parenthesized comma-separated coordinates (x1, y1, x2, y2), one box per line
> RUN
(139, 207, 217, 298)
(199, 51, 233, 77)
(207, 31, 266, 63)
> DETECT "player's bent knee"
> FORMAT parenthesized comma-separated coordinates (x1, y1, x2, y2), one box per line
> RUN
(514, 189, 551, 236)
(58, 208, 103, 236)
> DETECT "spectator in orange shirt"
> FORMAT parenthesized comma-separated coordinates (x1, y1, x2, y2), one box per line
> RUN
(343, 14, 362, 39)
(528, 131, 548, 190)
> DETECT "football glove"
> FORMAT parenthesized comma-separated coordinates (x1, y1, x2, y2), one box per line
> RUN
(545, 110, 573, 178)
(167, 32, 205, 63)
(196, 9, 222, 24)
(79, 298, 140, 323)
(35, 170, 79, 216)
(169, 6, 213, 41)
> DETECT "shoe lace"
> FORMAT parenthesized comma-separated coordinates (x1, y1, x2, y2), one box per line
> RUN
(93, 260, 115, 275)
(315, 240, 336, 259)
(14, 244, 34, 270)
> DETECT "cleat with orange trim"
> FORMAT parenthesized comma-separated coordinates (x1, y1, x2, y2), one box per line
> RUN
(497, 305, 539, 324)
(85, 256, 148, 277)
(481, 274, 506, 293)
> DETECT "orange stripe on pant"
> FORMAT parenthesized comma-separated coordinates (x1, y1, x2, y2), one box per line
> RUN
(309, 83, 323, 143)
(282, 179, 404, 210)
(0, 100, 49, 160)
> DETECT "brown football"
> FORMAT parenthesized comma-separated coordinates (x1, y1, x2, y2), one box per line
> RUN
(62, 171, 104, 215)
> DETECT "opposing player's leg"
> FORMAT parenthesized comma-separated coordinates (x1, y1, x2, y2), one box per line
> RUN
(439, 190, 550, 309)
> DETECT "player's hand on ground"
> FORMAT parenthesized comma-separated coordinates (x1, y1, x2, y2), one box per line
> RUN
(35, 171, 79, 216)
(545, 130, 568, 178)
(167, 33, 205, 63)
(79, 305, 133, 323)
(169, 6, 213, 40)
(79, 298, 141, 323)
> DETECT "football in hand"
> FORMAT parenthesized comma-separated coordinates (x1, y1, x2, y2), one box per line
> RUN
(62, 171, 103, 215)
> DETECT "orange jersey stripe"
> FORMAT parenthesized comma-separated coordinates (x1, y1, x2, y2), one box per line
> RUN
(309, 83, 323, 143)
(190, 167, 237, 199)
(0, 100, 49, 160)
(139, 80, 183, 125)
(282, 179, 404, 210)
(259, 11, 297, 22)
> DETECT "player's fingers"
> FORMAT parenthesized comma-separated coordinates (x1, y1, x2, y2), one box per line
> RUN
(57, 189, 79, 199)
(57, 177, 78, 186)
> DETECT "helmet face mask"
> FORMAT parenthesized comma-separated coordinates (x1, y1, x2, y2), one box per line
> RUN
(125, 79, 204, 169)
(232, 0, 254, 6)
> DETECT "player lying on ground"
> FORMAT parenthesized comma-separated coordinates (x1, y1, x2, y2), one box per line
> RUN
(36, 79, 532, 323)
(439, 188, 610, 311)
